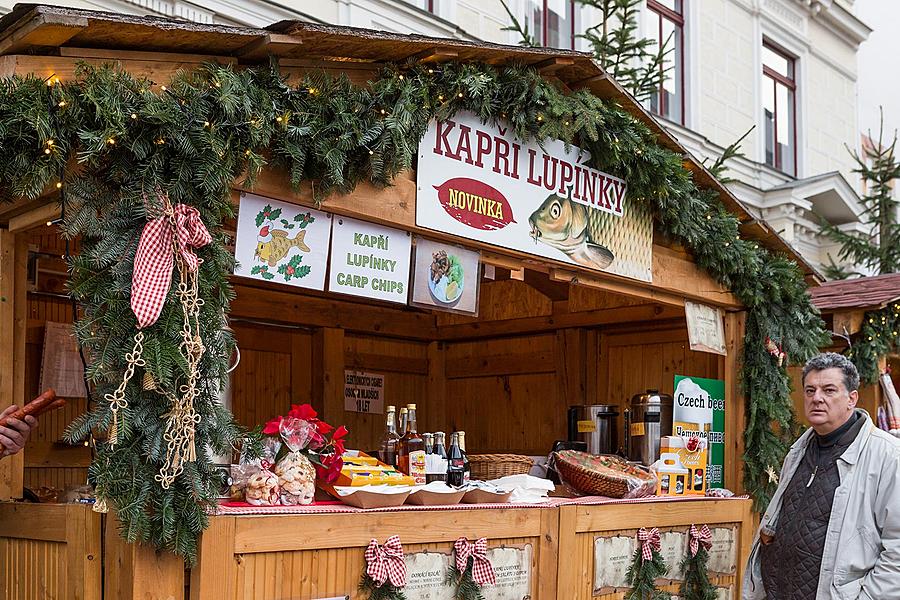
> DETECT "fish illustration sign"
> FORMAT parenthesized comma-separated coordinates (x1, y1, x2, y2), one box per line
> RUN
(233, 193, 332, 291)
(416, 111, 653, 282)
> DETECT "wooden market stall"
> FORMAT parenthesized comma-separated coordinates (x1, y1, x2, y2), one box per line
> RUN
(0, 5, 826, 600)
(799, 273, 900, 420)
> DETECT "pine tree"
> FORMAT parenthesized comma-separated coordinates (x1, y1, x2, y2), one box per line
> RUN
(576, 0, 672, 101)
(499, 0, 671, 101)
(821, 110, 900, 277)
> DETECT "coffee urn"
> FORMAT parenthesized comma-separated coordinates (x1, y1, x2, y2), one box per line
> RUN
(567, 404, 620, 455)
(624, 389, 673, 465)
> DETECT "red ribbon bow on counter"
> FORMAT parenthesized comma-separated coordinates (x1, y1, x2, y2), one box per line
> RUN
(364, 535, 407, 587)
(638, 527, 661, 562)
(455, 536, 496, 586)
(131, 197, 211, 329)
(689, 523, 713, 556)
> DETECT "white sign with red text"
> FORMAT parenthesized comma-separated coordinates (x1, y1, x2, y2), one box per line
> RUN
(416, 111, 652, 282)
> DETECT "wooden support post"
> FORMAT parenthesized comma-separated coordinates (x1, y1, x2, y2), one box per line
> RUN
(857, 355, 887, 419)
(191, 516, 237, 600)
(426, 341, 446, 433)
(723, 311, 747, 495)
(66, 503, 102, 600)
(0, 229, 25, 499)
(556, 504, 578, 598)
(312, 327, 345, 424)
(556, 329, 585, 405)
(104, 515, 185, 600)
(537, 506, 560, 600)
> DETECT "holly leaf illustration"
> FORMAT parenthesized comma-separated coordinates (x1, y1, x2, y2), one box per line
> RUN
(294, 212, 315, 228)
(269, 207, 282, 220)
(277, 254, 310, 281)
(250, 265, 275, 280)
(255, 204, 274, 227)
(280, 218, 295, 229)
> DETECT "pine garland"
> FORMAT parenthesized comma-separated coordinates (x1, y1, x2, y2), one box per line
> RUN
(678, 546, 717, 600)
(447, 562, 486, 600)
(624, 547, 671, 600)
(359, 575, 408, 600)
(847, 302, 900, 384)
(0, 57, 828, 558)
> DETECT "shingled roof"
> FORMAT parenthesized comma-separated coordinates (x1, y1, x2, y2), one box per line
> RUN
(810, 272, 900, 311)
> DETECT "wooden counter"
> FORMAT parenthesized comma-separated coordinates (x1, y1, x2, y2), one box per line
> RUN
(0, 497, 752, 600)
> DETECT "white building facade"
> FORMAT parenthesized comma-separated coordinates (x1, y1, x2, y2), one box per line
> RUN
(13, 0, 870, 275)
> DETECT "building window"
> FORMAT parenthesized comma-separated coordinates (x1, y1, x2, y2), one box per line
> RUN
(762, 40, 797, 176)
(644, 0, 684, 125)
(530, 0, 576, 50)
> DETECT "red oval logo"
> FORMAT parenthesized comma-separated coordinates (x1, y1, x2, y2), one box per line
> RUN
(433, 177, 516, 231)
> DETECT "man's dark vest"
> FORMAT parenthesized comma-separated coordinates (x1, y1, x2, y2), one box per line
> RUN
(759, 413, 865, 599)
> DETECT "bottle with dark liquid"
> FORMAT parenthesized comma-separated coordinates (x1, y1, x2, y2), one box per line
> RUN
(458, 430, 471, 483)
(399, 407, 408, 434)
(430, 432, 448, 483)
(378, 405, 400, 467)
(397, 404, 426, 484)
(446, 432, 465, 487)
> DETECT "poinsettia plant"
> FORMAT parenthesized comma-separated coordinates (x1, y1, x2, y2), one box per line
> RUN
(263, 404, 348, 482)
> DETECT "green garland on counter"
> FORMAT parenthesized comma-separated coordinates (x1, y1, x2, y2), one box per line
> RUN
(0, 57, 826, 558)
(846, 302, 900, 384)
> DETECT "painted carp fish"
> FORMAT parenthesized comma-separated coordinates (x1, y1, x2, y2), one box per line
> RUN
(255, 229, 310, 267)
(528, 192, 615, 269)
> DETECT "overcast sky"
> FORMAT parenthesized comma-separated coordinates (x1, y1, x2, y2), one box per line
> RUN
(857, 0, 900, 145)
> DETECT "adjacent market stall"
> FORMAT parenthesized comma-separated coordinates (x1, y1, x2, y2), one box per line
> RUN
(0, 5, 829, 599)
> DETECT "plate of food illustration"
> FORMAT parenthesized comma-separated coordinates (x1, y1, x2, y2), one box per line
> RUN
(428, 249, 464, 304)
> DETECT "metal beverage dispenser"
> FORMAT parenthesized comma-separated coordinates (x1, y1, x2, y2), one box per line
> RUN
(567, 404, 620, 455)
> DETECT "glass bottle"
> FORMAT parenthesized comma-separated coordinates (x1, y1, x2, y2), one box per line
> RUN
(399, 407, 408, 434)
(397, 404, 426, 484)
(431, 432, 448, 483)
(458, 430, 471, 483)
(446, 432, 466, 487)
(378, 405, 400, 467)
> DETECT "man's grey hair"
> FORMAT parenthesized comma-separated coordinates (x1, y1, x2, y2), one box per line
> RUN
(802, 352, 860, 392)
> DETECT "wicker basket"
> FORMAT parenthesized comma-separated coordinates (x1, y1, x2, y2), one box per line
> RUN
(554, 450, 655, 498)
(467, 454, 533, 480)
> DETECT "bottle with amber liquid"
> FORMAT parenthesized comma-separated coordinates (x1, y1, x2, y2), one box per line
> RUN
(458, 430, 471, 483)
(397, 404, 426, 484)
(378, 405, 400, 467)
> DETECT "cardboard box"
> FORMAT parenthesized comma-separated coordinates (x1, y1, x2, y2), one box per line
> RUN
(659, 436, 708, 496)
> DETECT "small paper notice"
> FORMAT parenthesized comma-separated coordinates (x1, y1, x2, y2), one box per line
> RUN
(481, 545, 532, 600)
(404, 552, 454, 600)
(707, 527, 737, 574)
(593, 535, 637, 592)
(39, 321, 87, 398)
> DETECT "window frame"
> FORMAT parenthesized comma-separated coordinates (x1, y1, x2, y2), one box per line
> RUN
(533, 0, 577, 51)
(762, 38, 798, 176)
(646, 0, 686, 125)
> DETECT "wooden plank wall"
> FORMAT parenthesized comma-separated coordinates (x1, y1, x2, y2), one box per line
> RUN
(22, 230, 90, 495)
(192, 509, 557, 600)
(557, 499, 753, 600)
(0, 503, 102, 600)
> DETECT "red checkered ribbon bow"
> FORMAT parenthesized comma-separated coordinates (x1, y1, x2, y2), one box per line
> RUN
(689, 524, 712, 556)
(637, 527, 661, 562)
(364, 535, 407, 587)
(131, 200, 211, 329)
(454, 537, 496, 586)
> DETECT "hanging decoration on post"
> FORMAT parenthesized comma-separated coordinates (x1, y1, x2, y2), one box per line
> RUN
(679, 524, 717, 600)
(116, 191, 212, 489)
(625, 527, 671, 600)
(448, 537, 496, 600)
(360, 535, 409, 600)
(764, 337, 786, 367)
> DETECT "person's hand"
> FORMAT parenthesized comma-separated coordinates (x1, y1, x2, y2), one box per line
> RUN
(0, 405, 37, 458)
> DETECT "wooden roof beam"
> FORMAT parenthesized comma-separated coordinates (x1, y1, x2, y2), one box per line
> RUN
(0, 11, 87, 55)
(532, 57, 575, 74)
(234, 33, 300, 61)
(410, 48, 459, 63)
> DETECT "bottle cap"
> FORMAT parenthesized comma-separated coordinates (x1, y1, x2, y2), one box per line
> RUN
(408, 403, 417, 409)
(387, 405, 396, 412)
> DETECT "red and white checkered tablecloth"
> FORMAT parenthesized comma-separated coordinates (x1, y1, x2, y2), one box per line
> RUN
(214, 494, 748, 516)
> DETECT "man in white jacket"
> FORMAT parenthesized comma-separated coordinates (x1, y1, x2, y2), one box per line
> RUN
(743, 352, 900, 599)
